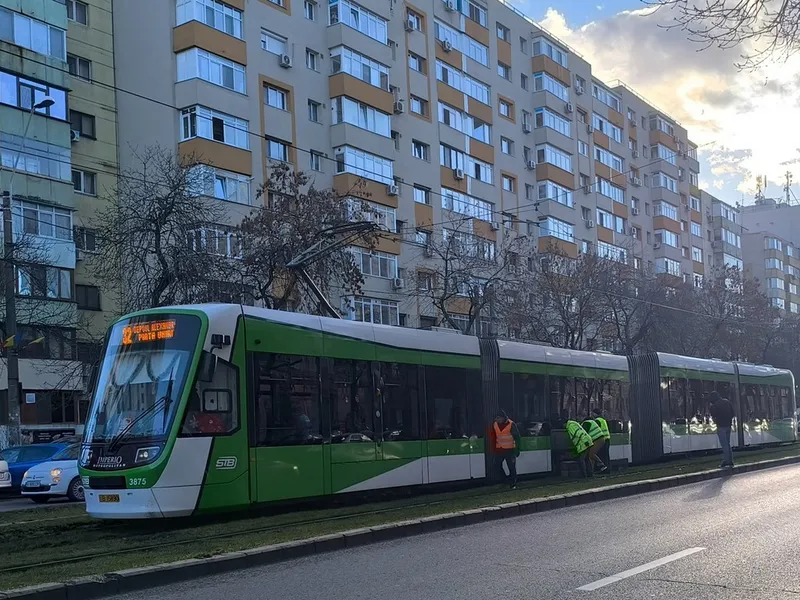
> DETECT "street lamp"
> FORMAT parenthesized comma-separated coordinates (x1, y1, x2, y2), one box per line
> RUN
(2, 95, 56, 445)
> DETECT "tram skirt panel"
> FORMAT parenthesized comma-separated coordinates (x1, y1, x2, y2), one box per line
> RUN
(627, 353, 664, 464)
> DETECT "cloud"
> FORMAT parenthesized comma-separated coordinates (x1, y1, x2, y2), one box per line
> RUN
(524, 6, 800, 203)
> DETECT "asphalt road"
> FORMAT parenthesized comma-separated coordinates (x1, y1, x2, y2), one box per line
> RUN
(111, 464, 800, 600)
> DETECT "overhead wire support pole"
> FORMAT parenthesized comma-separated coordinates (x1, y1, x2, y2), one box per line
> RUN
(286, 221, 381, 320)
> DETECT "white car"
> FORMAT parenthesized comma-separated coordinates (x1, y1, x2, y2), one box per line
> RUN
(0, 459, 10, 489)
(21, 443, 83, 503)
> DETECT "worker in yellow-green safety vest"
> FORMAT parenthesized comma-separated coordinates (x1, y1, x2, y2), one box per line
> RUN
(565, 418, 594, 478)
(592, 407, 612, 471)
(582, 418, 608, 474)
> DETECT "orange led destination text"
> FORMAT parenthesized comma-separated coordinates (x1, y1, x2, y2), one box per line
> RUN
(121, 320, 177, 345)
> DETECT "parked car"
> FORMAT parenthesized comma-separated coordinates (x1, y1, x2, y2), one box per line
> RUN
(0, 459, 10, 490)
(21, 444, 83, 503)
(0, 443, 70, 491)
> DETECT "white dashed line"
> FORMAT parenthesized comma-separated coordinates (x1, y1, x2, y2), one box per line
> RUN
(577, 547, 706, 591)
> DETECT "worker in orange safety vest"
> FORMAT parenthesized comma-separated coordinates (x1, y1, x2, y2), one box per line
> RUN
(490, 410, 522, 489)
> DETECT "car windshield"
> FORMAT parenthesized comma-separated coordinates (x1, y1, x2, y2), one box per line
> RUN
(0, 448, 21, 464)
(83, 314, 202, 444)
(52, 444, 80, 461)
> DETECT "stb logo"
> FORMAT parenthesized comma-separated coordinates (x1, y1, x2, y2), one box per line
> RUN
(215, 457, 237, 470)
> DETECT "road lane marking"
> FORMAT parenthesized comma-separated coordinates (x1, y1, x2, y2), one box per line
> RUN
(576, 547, 706, 591)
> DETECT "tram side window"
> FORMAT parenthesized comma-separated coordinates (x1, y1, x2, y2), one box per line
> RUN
(550, 376, 576, 421)
(598, 379, 629, 433)
(182, 357, 239, 436)
(779, 386, 793, 418)
(425, 366, 469, 439)
(663, 378, 687, 425)
(686, 379, 711, 424)
(330, 360, 375, 442)
(377, 362, 421, 440)
(575, 378, 594, 420)
(512, 373, 548, 436)
(252, 354, 322, 446)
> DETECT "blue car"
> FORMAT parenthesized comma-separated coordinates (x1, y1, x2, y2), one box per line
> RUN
(0, 443, 70, 491)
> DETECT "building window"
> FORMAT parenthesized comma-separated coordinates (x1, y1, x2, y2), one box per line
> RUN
(350, 297, 399, 325)
(654, 201, 678, 220)
(67, 0, 88, 24)
(261, 30, 287, 55)
(497, 62, 511, 80)
(436, 60, 490, 104)
(304, 0, 317, 20)
(535, 107, 570, 137)
(410, 95, 428, 116)
(69, 110, 95, 139)
(519, 36, 528, 54)
(408, 52, 426, 73)
(412, 140, 430, 161)
(502, 175, 515, 192)
(180, 106, 249, 149)
(328, 0, 388, 44)
(331, 96, 391, 137)
(578, 140, 588, 156)
(577, 108, 587, 124)
(538, 180, 573, 208)
(67, 54, 91, 80)
(189, 165, 252, 204)
(407, 9, 422, 30)
(17, 265, 72, 300)
(540, 216, 573, 242)
(592, 83, 621, 112)
(348, 198, 396, 232)
(434, 19, 489, 66)
(0, 8, 66, 60)
(266, 138, 289, 162)
(441, 188, 493, 221)
(520, 73, 528, 90)
(690, 171, 699, 186)
(536, 144, 572, 172)
(305, 49, 320, 71)
(351, 248, 398, 278)
(533, 72, 569, 101)
(331, 46, 389, 90)
(591, 112, 622, 143)
(500, 137, 513, 155)
(75, 284, 100, 310)
(72, 169, 96, 195)
(310, 151, 323, 171)
(308, 99, 321, 122)
(532, 36, 567, 67)
(177, 48, 246, 93)
(13, 200, 71, 240)
(0, 134, 71, 181)
(656, 257, 681, 277)
(0, 71, 68, 119)
(499, 99, 511, 117)
(335, 145, 394, 184)
(594, 146, 624, 172)
(189, 227, 243, 258)
(176, 0, 243, 38)
(74, 226, 97, 252)
(414, 185, 430, 205)
(496, 23, 509, 40)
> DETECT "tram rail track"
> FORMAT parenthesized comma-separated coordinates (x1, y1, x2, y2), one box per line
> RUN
(2, 444, 796, 579)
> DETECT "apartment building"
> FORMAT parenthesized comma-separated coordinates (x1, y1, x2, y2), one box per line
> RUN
(111, 0, 710, 330)
(702, 190, 743, 273)
(742, 199, 800, 314)
(0, 0, 85, 442)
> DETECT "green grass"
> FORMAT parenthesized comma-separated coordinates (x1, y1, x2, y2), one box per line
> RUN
(0, 444, 798, 591)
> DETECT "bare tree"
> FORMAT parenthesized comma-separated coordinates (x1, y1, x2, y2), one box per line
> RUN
(410, 218, 527, 336)
(233, 163, 374, 314)
(504, 246, 612, 349)
(645, 0, 800, 68)
(90, 145, 229, 313)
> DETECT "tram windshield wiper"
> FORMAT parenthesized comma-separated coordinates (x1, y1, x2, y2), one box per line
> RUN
(107, 372, 176, 452)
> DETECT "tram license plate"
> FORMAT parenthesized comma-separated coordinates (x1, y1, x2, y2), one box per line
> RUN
(98, 494, 119, 503)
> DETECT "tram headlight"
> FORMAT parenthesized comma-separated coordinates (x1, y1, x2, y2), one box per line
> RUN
(135, 446, 160, 463)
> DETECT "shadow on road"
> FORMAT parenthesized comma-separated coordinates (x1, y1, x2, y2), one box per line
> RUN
(685, 475, 730, 502)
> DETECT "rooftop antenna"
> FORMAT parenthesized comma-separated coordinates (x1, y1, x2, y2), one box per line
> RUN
(785, 171, 794, 205)
(755, 175, 764, 201)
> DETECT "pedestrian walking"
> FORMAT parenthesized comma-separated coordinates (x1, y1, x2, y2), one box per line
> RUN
(565, 417, 594, 478)
(591, 407, 612, 470)
(709, 391, 735, 468)
(582, 418, 608, 473)
(491, 411, 521, 489)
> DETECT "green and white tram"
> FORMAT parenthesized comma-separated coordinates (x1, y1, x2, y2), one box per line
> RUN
(79, 304, 796, 519)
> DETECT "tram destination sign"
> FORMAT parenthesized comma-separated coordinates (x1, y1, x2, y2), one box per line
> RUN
(121, 320, 177, 345)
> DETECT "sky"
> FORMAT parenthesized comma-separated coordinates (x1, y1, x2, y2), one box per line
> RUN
(509, 0, 800, 206)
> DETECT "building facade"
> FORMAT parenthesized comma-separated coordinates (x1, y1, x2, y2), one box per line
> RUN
(742, 199, 800, 314)
(0, 0, 117, 443)
(111, 0, 713, 331)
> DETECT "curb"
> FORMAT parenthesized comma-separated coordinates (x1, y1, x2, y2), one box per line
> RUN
(5, 454, 800, 600)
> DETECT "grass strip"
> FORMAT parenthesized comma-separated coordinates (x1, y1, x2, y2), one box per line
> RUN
(1, 444, 798, 591)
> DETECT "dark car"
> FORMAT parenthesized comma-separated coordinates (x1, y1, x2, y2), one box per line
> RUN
(0, 443, 70, 491)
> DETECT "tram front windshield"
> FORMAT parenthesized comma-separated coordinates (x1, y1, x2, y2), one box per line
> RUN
(83, 314, 201, 447)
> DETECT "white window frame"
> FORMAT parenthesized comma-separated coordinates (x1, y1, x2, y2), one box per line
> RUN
(596, 176, 624, 203)
(591, 112, 622, 143)
(348, 198, 397, 232)
(331, 96, 391, 137)
(597, 241, 627, 263)
(189, 165, 252, 204)
(654, 201, 678, 220)
(266, 86, 287, 110)
(540, 216, 573, 242)
(67, 0, 89, 25)
(532, 36, 567, 67)
(0, 8, 66, 60)
(266, 138, 289, 162)
(261, 30, 287, 55)
(306, 49, 320, 71)
(335, 145, 394, 185)
(176, 0, 243, 38)
(434, 20, 488, 66)
(176, 48, 246, 93)
(441, 188, 493, 221)
(656, 257, 681, 277)
(12, 200, 72, 240)
(72, 169, 96, 195)
(532, 72, 569, 101)
(655, 172, 678, 193)
(538, 180, 573, 208)
(535, 107, 570, 137)
(304, 0, 317, 20)
(536, 144, 572, 172)
(350, 296, 399, 325)
(436, 60, 490, 105)
(594, 146, 624, 172)
(180, 105, 249, 149)
(330, 46, 389, 90)
(412, 139, 430, 161)
(592, 83, 621, 112)
(328, 0, 388, 44)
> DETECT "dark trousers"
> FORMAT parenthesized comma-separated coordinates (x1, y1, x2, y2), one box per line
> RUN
(601, 437, 611, 469)
(495, 450, 517, 486)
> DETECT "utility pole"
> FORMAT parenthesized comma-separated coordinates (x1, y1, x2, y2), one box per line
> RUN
(1, 97, 54, 446)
